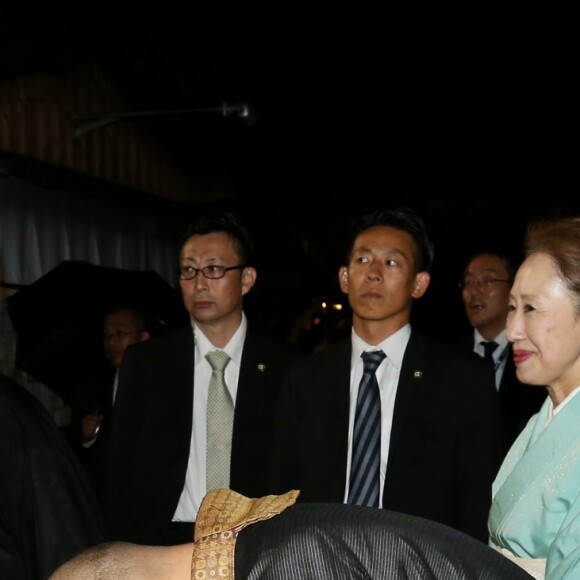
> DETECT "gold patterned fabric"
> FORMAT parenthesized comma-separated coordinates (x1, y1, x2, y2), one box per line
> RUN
(191, 488, 300, 579)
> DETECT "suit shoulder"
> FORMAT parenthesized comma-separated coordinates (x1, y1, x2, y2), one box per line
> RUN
(0, 374, 49, 417)
(411, 332, 490, 371)
(244, 324, 303, 363)
(445, 332, 473, 353)
(0, 373, 65, 441)
(123, 324, 191, 359)
(285, 338, 349, 375)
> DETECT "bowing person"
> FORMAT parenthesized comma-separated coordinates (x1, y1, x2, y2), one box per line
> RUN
(49, 489, 531, 580)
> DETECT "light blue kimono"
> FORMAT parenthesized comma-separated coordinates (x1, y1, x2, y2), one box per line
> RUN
(488, 391, 580, 579)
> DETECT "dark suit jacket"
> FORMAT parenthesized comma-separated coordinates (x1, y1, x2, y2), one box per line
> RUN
(454, 334, 546, 449)
(269, 331, 505, 542)
(103, 321, 301, 545)
(76, 365, 117, 502)
(0, 373, 108, 579)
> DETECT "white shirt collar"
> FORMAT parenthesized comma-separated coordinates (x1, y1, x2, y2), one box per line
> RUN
(548, 384, 580, 421)
(350, 323, 411, 371)
(192, 312, 247, 368)
(473, 328, 509, 361)
(474, 328, 508, 350)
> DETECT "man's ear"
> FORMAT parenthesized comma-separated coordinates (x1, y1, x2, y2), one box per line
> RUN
(411, 272, 430, 298)
(338, 267, 349, 294)
(241, 267, 257, 296)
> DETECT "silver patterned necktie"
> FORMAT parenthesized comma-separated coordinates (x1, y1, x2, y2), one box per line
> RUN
(206, 350, 233, 491)
(348, 349, 386, 508)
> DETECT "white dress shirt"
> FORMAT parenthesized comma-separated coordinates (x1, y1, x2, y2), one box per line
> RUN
(173, 313, 247, 522)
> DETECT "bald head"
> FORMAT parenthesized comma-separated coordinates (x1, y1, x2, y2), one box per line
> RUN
(48, 542, 193, 579)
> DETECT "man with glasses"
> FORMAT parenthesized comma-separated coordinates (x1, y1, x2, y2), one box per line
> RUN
(75, 304, 151, 499)
(103, 211, 300, 545)
(456, 250, 545, 449)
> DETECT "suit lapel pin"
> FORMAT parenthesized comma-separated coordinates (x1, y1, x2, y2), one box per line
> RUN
(257, 363, 266, 372)
(413, 371, 422, 379)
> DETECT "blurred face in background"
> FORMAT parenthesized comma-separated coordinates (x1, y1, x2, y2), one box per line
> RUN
(103, 309, 150, 369)
(461, 253, 511, 340)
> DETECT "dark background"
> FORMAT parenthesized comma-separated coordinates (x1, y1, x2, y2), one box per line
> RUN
(1, 8, 577, 345)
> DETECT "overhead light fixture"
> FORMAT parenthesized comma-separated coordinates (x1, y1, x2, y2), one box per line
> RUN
(67, 100, 256, 137)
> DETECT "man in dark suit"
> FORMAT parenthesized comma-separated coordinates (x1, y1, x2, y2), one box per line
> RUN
(457, 250, 545, 449)
(269, 207, 504, 542)
(75, 304, 151, 500)
(103, 211, 300, 545)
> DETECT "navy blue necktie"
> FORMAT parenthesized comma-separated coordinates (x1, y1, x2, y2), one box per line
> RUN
(481, 341, 498, 364)
(348, 350, 386, 508)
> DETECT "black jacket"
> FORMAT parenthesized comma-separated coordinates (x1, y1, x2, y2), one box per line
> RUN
(0, 374, 108, 580)
(452, 334, 546, 449)
(269, 331, 505, 542)
(103, 322, 301, 545)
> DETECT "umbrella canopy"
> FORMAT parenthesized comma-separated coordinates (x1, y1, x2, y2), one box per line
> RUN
(5, 260, 188, 405)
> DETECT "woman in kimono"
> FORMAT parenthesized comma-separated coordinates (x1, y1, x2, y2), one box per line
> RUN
(488, 214, 580, 579)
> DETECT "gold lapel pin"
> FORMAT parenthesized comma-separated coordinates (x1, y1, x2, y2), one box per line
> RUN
(257, 363, 266, 372)
(413, 371, 422, 379)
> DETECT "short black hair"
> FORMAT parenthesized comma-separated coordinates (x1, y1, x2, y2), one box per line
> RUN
(181, 211, 255, 265)
(103, 303, 147, 330)
(462, 249, 520, 283)
(344, 207, 435, 273)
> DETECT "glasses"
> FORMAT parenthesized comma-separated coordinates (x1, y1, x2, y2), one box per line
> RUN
(176, 264, 247, 281)
(103, 330, 144, 341)
(458, 278, 510, 291)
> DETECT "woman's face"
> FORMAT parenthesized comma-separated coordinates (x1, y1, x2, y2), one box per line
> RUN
(507, 252, 580, 400)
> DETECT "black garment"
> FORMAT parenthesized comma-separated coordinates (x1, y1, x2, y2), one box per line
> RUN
(235, 503, 533, 579)
(269, 333, 504, 543)
(495, 343, 546, 439)
(453, 335, 545, 450)
(73, 365, 117, 501)
(0, 373, 108, 580)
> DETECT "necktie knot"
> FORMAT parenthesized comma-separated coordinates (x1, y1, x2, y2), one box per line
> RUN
(362, 350, 386, 374)
(480, 341, 498, 362)
(206, 350, 231, 372)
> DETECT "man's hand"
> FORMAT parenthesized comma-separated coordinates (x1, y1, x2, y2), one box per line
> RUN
(81, 413, 104, 442)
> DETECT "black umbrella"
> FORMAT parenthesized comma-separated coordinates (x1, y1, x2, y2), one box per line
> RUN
(5, 260, 188, 405)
